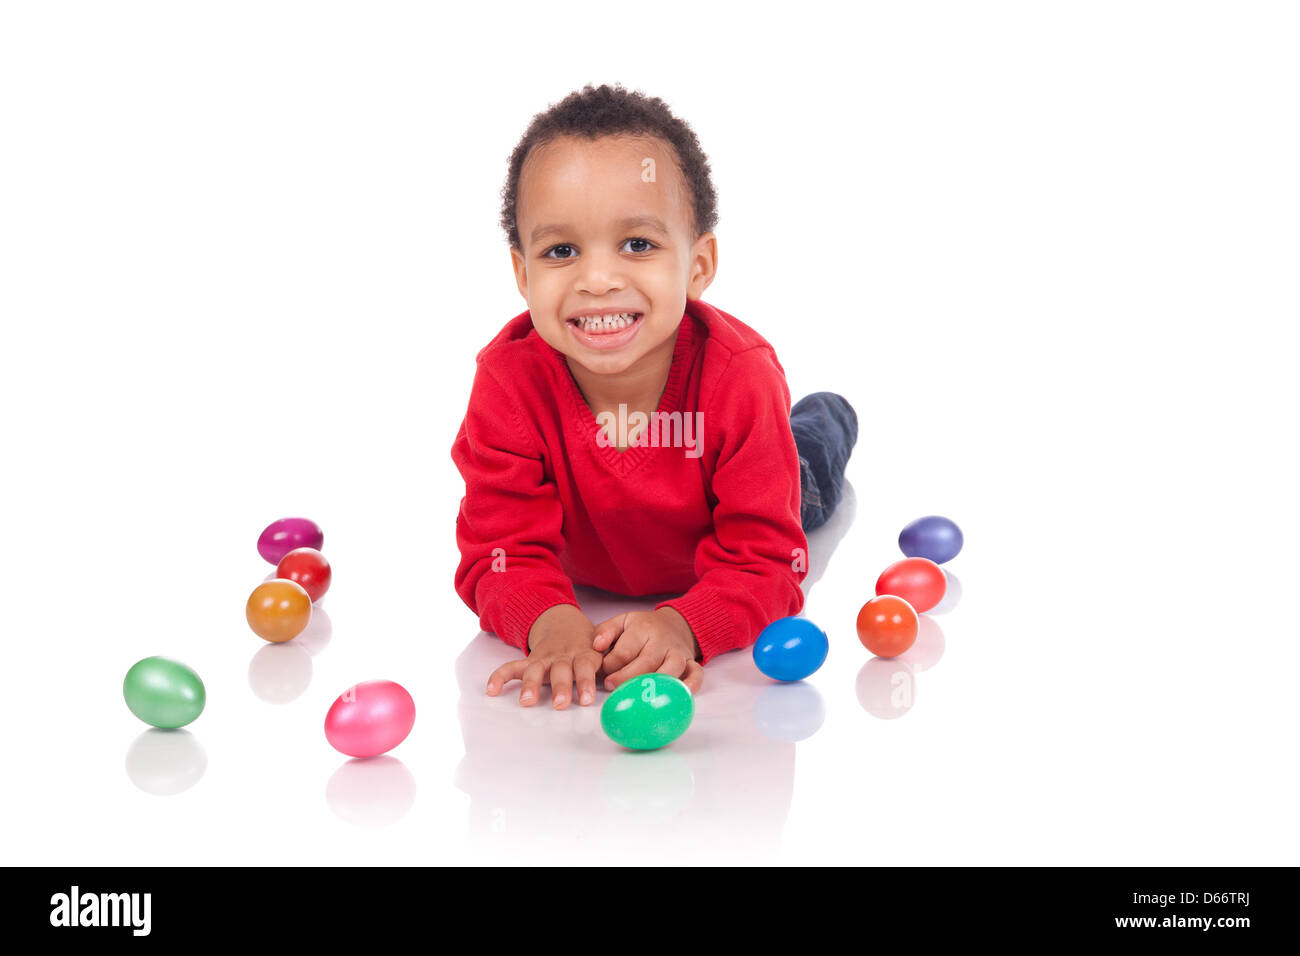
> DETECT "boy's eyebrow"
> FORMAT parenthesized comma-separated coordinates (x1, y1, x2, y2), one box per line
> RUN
(530, 215, 671, 245)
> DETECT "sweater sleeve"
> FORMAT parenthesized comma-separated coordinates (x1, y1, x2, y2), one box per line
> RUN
(451, 360, 579, 652)
(655, 347, 809, 663)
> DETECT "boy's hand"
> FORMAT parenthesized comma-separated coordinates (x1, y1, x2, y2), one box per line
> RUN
(485, 604, 602, 709)
(592, 607, 703, 693)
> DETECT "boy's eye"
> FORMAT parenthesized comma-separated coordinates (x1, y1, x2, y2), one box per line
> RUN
(541, 238, 657, 259)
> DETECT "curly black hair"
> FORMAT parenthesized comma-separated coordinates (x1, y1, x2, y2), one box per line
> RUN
(499, 83, 718, 250)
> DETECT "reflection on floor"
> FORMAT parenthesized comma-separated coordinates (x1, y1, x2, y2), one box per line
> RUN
(448, 480, 868, 857)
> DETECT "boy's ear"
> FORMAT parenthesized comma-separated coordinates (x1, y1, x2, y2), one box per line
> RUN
(686, 231, 718, 299)
(510, 246, 529, 300)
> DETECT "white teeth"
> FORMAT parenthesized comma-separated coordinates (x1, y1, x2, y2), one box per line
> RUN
(574, 312, 638, 331)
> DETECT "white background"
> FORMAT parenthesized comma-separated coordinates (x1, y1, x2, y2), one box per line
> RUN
(2, 0, 1296, 865)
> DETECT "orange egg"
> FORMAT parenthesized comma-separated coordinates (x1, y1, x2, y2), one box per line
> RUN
(246, 579, 312, 643)
(856, 595, 919, 658)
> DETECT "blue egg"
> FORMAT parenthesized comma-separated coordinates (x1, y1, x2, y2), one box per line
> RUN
(752, 617, 829, 682)
(898, 515, 963, 564)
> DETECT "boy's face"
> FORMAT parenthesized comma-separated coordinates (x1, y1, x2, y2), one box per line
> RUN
(510, 133, 717, 383)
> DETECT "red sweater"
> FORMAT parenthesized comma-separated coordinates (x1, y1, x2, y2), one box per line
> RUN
(451, 298, 808, 664)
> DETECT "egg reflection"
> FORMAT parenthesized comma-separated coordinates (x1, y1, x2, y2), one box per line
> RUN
(855, 658, 917, 719)
(325, 756, 416, 826)
(899, 615, 946, 672)
(125, 729, 207, 795)
(248, 642, 313, 703)
(752, 682, 826, 741)
(600, 749, 695, 817)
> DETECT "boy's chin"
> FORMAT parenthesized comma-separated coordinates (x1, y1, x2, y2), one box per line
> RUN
(563, 349, 641, 376)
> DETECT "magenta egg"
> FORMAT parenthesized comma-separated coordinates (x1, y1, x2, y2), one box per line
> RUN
(257, 517, 324, 565)
(324, 680, 415, 758)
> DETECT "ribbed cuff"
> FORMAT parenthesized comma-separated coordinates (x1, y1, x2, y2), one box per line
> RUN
(500, 585, 579, 652)
(655, 586, 738, 665)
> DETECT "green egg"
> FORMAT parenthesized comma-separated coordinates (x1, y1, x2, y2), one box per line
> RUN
(123, 656, 206, 729)
(600, 673, 694, 750)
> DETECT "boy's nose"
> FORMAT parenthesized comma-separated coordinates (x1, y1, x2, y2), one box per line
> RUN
(574, 251, 626, 294)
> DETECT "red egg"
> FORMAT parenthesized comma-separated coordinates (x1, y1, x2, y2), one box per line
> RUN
(875, 557, 946, 613)
(276, 547, 331, 603)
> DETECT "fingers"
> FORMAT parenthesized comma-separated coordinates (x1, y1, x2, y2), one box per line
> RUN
(489, 619, 702, 704)
(605, 644, 663, 690)
(600, 628, 647, 680)
(549, 659, 574, 710)
(660, 651, 689, 682)
(682, 660, 704, 693)
(591, 613, 628, 653)
(490, 654, 602, 707)
(606, 649, 703, 694)
(486, 659, 527, 696)
(519, 658, 548, 707)
(573, 652, 600, 706)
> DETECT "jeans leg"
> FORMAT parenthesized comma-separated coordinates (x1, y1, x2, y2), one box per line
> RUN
(791, 392, 858, 532)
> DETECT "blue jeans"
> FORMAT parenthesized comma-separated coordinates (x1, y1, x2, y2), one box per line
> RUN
(791, 392, 858, 532)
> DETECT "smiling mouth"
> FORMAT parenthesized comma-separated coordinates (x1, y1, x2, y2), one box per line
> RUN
(567, 312, 643, 334)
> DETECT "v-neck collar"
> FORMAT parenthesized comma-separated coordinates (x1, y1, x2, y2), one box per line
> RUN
(543, 310, 698, 477)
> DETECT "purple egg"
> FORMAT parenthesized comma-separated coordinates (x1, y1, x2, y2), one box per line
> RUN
(257, 517, 324, 565)
(898, 515, 963, 565)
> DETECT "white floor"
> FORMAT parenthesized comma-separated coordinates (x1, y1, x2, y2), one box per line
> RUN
(5, 452, 1297, 865)
(2, 1, 1297, 866)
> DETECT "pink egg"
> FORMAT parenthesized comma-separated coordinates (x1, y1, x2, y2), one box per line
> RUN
(324, 680, 415, 758)
(257, 517, 325, 565)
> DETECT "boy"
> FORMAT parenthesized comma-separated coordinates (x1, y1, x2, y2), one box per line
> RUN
(452, 84, 857, 708)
